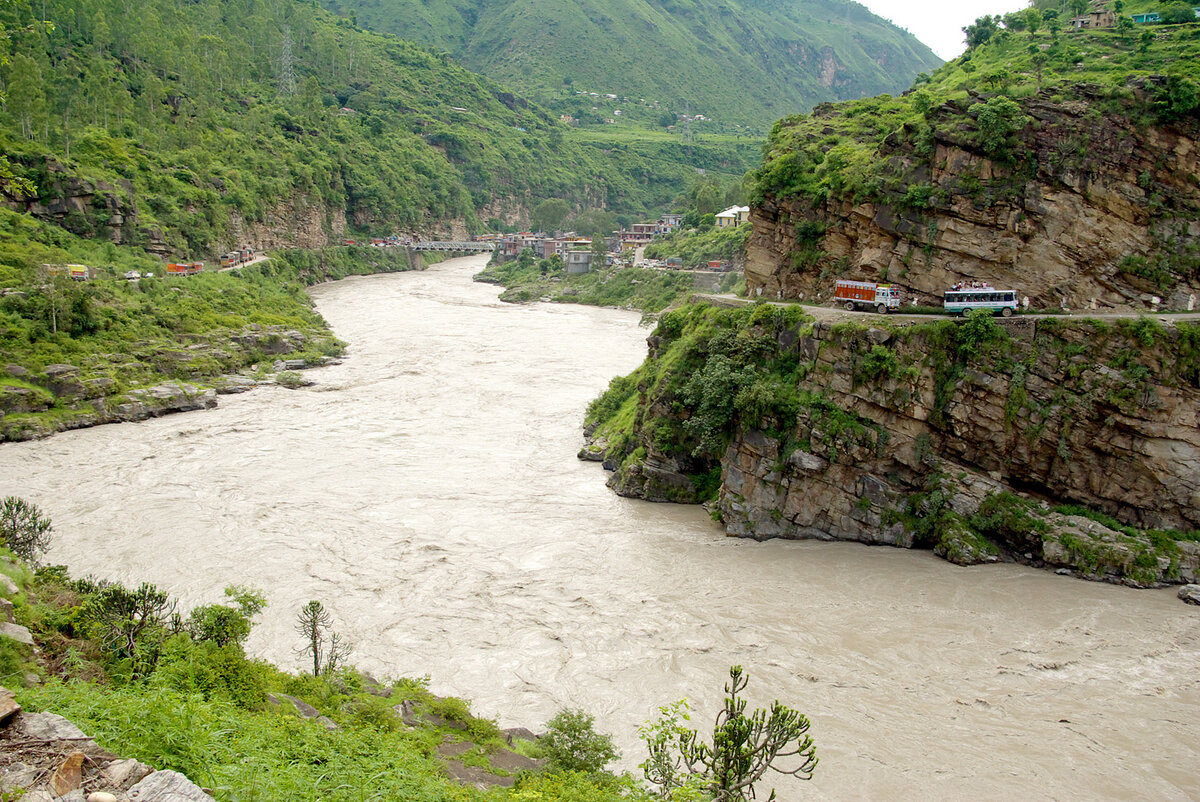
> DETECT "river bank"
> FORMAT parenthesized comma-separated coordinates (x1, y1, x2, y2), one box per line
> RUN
(1, 254, 1197, 799)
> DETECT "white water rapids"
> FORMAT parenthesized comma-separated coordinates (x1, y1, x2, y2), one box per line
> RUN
(2, 254, 1198, 800)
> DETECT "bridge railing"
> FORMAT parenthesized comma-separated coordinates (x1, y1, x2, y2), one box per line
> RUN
(411, 241, 495, 252)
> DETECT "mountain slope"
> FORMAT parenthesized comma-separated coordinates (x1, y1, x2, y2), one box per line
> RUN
(319, 0, 942, 129)
(0, 0, 753, 259)
(746, 18, 1200, 310)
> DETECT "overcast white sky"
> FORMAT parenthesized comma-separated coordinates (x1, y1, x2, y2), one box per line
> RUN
(860, 0, 1031, 60)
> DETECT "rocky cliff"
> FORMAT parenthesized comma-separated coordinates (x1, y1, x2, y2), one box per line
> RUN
(584, 303, 1200, 587)
(745, 81, 1200, 312)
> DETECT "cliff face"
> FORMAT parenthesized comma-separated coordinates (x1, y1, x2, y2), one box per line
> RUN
(746, 84, 1200, 311)
(588, 304, 1200, 586)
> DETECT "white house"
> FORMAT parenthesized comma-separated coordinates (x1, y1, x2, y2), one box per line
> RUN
(715, 205, 750, 228)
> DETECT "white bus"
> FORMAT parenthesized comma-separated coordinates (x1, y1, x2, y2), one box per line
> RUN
(943, 285, 1018, 317)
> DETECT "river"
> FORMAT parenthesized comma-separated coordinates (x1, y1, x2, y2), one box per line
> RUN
(2, 254, 1198, 800)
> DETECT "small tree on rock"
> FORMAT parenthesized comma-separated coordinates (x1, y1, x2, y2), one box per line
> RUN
(0, 496, 53, 565)
(295, 599, 350, 675)
(640, 665, 816, 801)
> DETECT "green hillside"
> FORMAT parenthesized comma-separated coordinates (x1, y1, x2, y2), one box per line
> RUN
(0, 0, 754, 260)
(318, 0, 943, 130)
(755, 5, 1200, 210)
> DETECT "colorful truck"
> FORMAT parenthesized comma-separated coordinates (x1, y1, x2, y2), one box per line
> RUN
(67, 264, 90, 281)
(834, 279, 900, 313)
(166, 262, 203, 276)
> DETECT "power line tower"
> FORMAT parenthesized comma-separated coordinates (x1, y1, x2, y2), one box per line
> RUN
(278, 26, 297, 98)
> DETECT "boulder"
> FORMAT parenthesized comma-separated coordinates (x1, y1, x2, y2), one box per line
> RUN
(0, 762, 40, 792)
(128, 770, 213, 801)
(502, 726, 538, 746)
(212, 375, 258, 395)
(0, 622, 34, 646)
(49, 751, 85, 796)
(18, 712, 93, 745)
(1179, 584, 1200, 605)
(0, 686, 20, 725)
(103, 758, 154, 790)
(88, 793, 120, 802)
(266, 693, 320, 719)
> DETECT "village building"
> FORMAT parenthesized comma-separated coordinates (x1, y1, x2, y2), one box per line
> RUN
(715, 205, 750, 228)
(565, 250, 592, 274)
(1071, 2, 1116, 28)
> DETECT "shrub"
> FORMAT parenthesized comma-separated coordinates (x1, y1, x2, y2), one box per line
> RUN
(970, 491, 1048, 553)
(541, 709, 620, 775)
(0, 496, 53, 565)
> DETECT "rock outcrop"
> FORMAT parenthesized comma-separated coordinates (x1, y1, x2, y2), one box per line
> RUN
(0, 693, 212, 802)
(591, 304, 1200, 587)
(746, 84, 1200, 312)
(0, 325, 334, 442)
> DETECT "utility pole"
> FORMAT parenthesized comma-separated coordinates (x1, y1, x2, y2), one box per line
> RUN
(278, 26, 297, 98)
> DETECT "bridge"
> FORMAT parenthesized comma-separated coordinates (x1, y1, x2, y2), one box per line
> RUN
(411, 241, 495, 253)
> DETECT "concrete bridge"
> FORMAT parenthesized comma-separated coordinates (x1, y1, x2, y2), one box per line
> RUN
(411, 241, 495, 253)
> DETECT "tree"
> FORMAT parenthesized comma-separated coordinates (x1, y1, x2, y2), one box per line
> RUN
(541, 709, 620, 774)
(591, 235, 609, 266)
(86, 581, 176, 677)
(0, 497, 52, 564)
(1161, 2, 1197, 23)
(640, 666, 816, 801)
(295, 599, 350, 675)
(531, 198, 571, 233)
(1159, 72, 1199, 121)
(185, 585, 267, 647)
(963, 15, 1000, 48)
(969, 96, 1029, 161)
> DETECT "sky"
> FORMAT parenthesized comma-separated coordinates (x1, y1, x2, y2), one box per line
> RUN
(860, 0, 1031, 60)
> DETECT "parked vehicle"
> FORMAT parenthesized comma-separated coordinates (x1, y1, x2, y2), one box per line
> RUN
(67, 264, 90, 281)
(834, 279, 900, 313)
(943, 283, 1017, 316)
(166, 261, 203, 276)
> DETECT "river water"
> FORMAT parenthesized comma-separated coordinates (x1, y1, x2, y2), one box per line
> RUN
(2, 254, 1198, 800)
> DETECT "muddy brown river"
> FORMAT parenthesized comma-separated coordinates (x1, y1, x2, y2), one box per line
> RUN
(2, 254, 1198, 800)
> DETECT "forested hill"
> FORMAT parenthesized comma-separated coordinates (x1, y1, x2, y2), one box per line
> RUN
(0, 0, 741, 258)
(317, 0, 942, 130)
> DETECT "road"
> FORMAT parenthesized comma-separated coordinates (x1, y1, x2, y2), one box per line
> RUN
(691, 293, 1200, 323)
(217, 254, 270, 272)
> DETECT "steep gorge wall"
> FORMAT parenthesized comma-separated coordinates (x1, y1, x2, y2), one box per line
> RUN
(745, 86, 1200, 311)
(591, 305, 1200, 584)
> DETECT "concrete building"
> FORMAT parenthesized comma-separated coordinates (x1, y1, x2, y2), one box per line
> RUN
(715, 205, 750, 228)
(565, 250, 592, 274)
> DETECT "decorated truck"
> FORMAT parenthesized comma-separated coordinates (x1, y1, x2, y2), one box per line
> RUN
(834, 279, 900, 313)
(166, 261, 204, 276)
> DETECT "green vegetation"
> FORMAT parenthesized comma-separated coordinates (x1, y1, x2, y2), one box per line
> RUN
(644, 224, 750, 269)
(0, 201, 455, 437)
(589, 303, 817, 501)
(540, 709, 620, 775)
(0, 543, 825, 800)
(639, 666, 816, 801)
(0, 496, 52, 564)
(475, 250, 700, 312)
(317, 0, 940, 131)
(750, 11, 1200, 292)
(0, 0, 751, 263)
